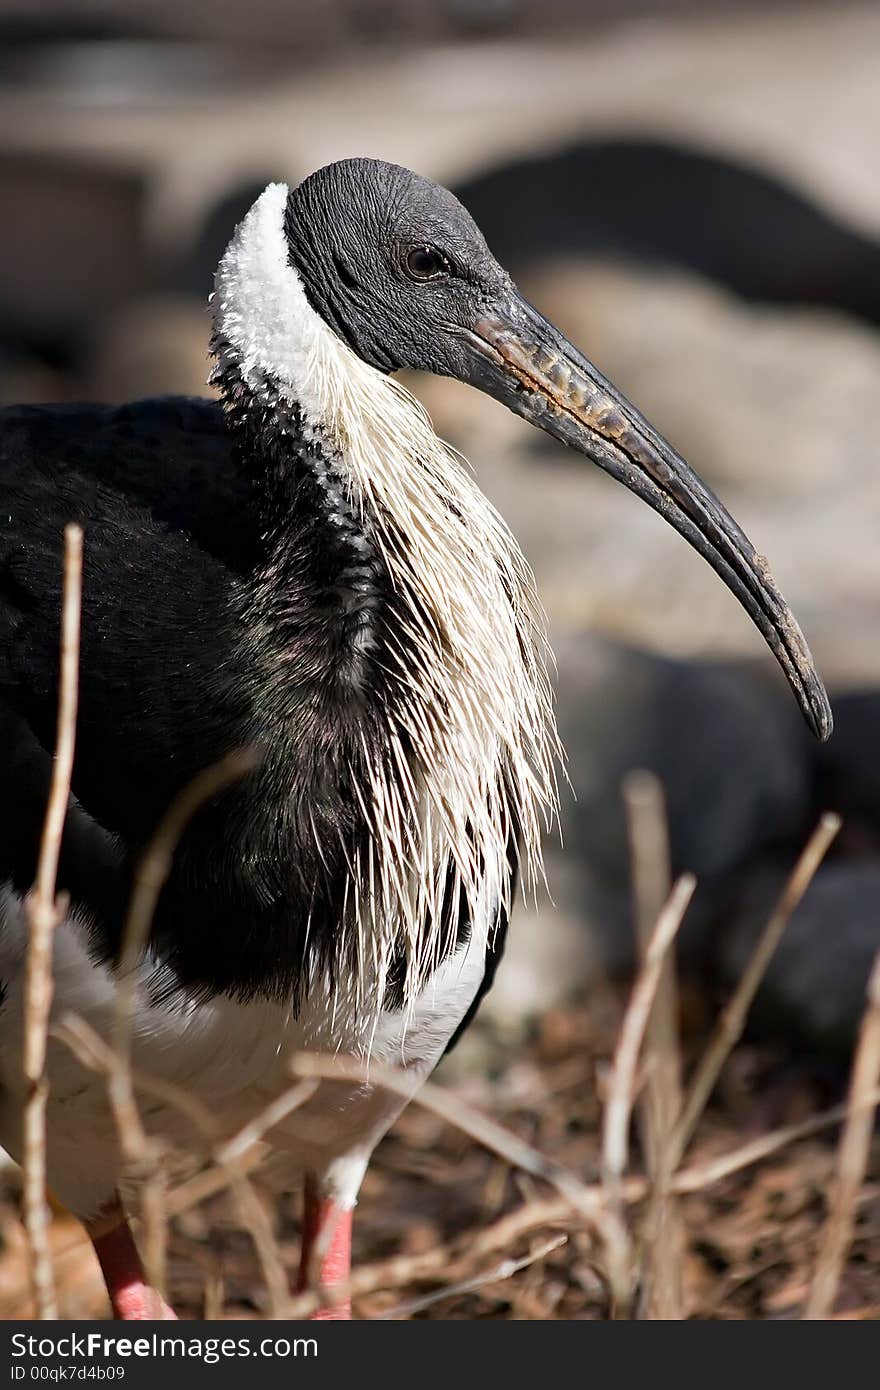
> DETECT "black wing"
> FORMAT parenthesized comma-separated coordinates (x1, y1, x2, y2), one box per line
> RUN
(0, 399, 278, 961)
(0, 396, 257, 847)
(0, 397, 368, 1002)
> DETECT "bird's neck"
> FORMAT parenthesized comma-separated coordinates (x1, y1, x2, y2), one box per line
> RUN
(209, 181, 389, 695)
(208, 186, 559, 1013)
(209, 339, 560, 1012)
(211, 353, 385, 701)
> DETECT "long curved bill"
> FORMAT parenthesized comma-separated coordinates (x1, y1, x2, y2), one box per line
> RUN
(458, 294, 832, 741)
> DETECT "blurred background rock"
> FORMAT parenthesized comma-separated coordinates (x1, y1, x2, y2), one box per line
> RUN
(2, 0, 879, 1052)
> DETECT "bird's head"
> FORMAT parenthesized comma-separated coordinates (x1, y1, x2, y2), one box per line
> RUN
(213, 157, 831, 742)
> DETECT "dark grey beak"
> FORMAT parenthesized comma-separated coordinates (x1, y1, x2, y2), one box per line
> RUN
(458, 293, 832, 741)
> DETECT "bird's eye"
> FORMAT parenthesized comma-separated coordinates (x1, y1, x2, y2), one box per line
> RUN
(405, 246, 449, 281)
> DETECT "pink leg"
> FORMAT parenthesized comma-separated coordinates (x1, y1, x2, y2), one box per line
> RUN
(296, 1176, 353, 1320)
(87, 1203, 177, 1321)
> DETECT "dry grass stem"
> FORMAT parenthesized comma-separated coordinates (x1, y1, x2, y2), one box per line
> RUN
(317, 1068, 880, 1314)
(352, 1199, 575, 1298)
(10, 533, 867, 1323)
(165, 1151, 266, 1219)
(286, 1070, 880, 1315)
(96, 748, 257, 1305)
(289, 1054, 607, 1225)
(110, 748, 258, 1152)
(203, 1267, 226, 1320)
(623, 770, 685, 1318)
(46, 1009, 880, 1317)
(53, 1012, 291, 1317)
(22, 523, 83, 1320)
(140, 1172, 169, 1299)
(49, 1015, 171, 1298)
(380, 1235, 567, 1318)
(804, 950, 880, 1319)
(360, 1077, 880, 1303)
(215, 1079, 320, 1167)
(26, 792, 874, 1319)
(600, 872, 695, 1314)
(601, 875, 695, 1186)
(623, 771, 681, 1132)
(672, 812, 840, 1165)
(44, 752, 258, 1310)
(672, 1087, 880, 1192)
(229, 1183, 290, 1319)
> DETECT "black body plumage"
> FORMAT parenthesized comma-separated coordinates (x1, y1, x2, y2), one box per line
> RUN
(0, 394, 506, 1007)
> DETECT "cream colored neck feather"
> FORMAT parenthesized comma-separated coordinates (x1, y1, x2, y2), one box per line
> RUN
(212, 183, 560, 1015)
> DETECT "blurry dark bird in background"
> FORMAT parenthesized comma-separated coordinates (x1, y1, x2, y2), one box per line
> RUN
(454, 139, 880, 326)
(5, 135, 880, 396)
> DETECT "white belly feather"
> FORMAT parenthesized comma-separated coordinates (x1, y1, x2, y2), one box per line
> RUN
(0, 884, 489, 1220)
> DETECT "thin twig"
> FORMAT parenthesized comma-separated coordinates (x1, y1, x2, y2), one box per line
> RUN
(379, 1235, 567, 1319)
(673, 1087, 880, 1192)
(203, 1266, 225, 1321)
(100, 748, 256, 1303)
(50, 1015, 172, 1297)
(286, 1074, 880, 1317)
(53, 1001, 880, 1322)
(109, 747, 258, 1156)
(291, 876, 696, 1320)
(164, 1150, 266, 1218)
(623, 771, 685, 1319)
(355, 1199, 576, 1298)
(600, 873, 696, 1315)
(45, 755, 257, 1300)
(53, 1012, 291, 1318)
(56, 1012, 219, 1139)
(804, 950, 880, 1319)
(216, 1080, 320, 1167)
(671, 813, 840, 1165)
(288, 1041, 619, 1316)
(623, 771, 681, 1138)
(288, 1054, 609, 1227)
(357, 1083, 880, 1311)
(140, 1170, 170, 1300)
(601, 875, 695, 1189)
(196, 1064, 880, 1319)
(177, 1051, 880, 1320)
(22, 522, 83, 1320)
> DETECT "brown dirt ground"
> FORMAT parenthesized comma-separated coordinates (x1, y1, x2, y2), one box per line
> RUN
(0, 984, 877, 1321)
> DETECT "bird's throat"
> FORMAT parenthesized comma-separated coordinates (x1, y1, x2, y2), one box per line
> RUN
(212, 350, 386, 697)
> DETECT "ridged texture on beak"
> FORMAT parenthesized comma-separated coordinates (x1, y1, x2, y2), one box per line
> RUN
(470, 306, 832, 741)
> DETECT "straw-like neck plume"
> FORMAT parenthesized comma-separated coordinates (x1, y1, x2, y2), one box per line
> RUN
(210, 182, 560, 1014)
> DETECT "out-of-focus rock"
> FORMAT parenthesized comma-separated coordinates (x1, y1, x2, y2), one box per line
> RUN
(812, 690, 880, 854)
(480, 848, 608, 1029)
(0, 154, 152, 347)
(483, 629, 813, 1005)
(0, 355, 75, 408)
(455, 138, 880, 328)
(520, 259, 880, 501)
(83, 295, 213, 403)
(719, 863, 880, 1053)
(556, 633, 807, 884)
(553, 633, 809, 968)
